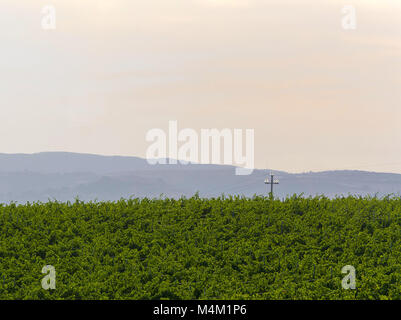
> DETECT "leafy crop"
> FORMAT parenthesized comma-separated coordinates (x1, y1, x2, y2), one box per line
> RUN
(0, 194, 401, 299)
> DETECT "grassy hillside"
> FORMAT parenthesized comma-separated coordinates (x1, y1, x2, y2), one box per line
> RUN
(0, 195, 400, 299)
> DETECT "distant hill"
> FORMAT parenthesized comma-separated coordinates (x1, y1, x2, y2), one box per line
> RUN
(0, 152, 400, 203)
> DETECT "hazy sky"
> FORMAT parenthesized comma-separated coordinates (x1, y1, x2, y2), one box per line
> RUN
(1, 0, 401, 173)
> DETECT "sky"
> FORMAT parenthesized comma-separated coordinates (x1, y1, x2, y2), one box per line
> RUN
(1, 0, 401, 173)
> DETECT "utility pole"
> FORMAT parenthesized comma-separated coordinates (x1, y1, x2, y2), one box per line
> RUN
(264, 172, 279, 198)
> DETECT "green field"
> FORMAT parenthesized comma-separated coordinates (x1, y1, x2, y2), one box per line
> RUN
(0, 195, 400, 299)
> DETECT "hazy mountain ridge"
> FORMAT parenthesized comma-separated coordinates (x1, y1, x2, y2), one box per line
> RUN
(0, 152, 400, 203)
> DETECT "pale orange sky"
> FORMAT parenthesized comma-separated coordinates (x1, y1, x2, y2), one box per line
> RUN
(1, 0, 401, 173)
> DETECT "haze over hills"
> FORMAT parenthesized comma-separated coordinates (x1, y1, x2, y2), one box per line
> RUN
(0, 152, 400, 203)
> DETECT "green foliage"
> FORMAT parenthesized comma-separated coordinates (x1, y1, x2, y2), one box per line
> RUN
(0, 195, 400, 299)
